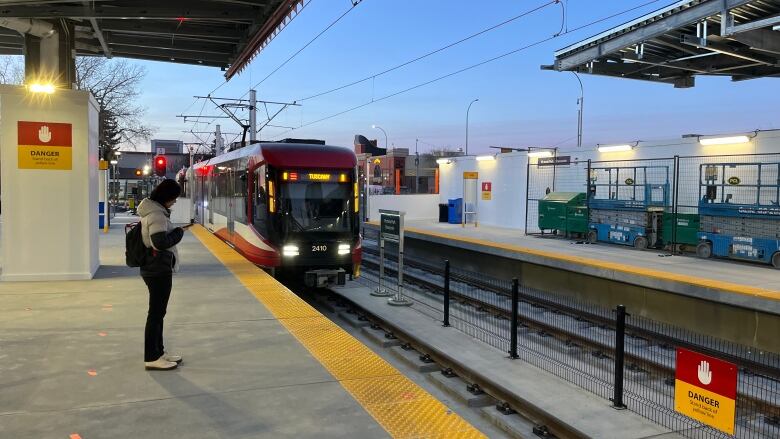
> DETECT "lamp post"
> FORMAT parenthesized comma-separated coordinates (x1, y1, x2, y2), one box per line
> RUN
(110, 159, 118, 207)
(414, 138, 420, 194)
(571, 72, 584, 148)
(466, 98, 479, 156)
(371, 124, 388, 151)
(114, 150, 122, 203)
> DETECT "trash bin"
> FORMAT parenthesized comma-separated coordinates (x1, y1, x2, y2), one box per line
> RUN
(438, 203, 448, 223)
(448, 198, 463, 224)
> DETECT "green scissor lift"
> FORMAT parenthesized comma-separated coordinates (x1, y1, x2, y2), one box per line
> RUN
(538, 192, 588, 238)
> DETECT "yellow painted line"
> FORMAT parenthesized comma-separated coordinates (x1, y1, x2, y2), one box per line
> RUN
(366, 221, 780, 301)
(191, 225, 485, 439)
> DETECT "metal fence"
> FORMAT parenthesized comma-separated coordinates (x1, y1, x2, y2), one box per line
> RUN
(525, 153, 780, 256)
(358, 243, 780, 439)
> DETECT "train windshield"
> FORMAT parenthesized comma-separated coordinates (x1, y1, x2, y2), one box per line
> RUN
(280, 182, 351, 232)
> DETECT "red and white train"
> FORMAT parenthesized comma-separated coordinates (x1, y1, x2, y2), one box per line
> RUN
(184, 140, 361, 286)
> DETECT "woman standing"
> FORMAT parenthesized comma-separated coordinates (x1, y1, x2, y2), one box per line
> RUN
(137, 179, 188, 370)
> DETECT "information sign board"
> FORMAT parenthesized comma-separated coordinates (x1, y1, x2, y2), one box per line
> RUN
(674, 348, 737, 435)
(380, 210, 401, 243)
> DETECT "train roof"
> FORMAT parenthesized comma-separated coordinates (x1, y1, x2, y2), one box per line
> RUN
(193, 142, 357, 170)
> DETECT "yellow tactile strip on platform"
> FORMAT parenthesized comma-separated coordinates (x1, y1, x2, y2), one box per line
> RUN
(367, 222, 780, 300)
(191, 226, 485, 439)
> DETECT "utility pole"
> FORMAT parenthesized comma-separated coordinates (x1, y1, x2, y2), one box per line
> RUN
(415, 138, 420, 194)
(249, 89, 257, 143)
(466, 98, 479, 155)
(572, 72, 584, 148)
(215, 124, 224, 154)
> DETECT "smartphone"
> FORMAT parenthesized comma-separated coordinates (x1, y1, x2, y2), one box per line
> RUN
(181, 222, 195, 229)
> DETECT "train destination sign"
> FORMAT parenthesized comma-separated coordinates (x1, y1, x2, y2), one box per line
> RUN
(18, 121, 72, 170)
(538, 155, 571, 166)
(674, 347, 737, 435)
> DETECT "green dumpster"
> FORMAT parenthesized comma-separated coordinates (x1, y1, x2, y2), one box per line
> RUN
(538, 192, 587, 237)
(662, 213, 700, 246)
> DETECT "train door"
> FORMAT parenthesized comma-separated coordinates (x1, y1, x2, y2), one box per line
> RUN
(208, 173, 214, 225)
(227, 168, 235, 236)
(198, 175, 206, 225)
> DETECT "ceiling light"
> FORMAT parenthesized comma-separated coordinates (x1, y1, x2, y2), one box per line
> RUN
(598, 144, 634, 153)
(527, 150, 554, 158)
(698, 135, 750, 146)
(28, 83, 55, 94)
(476, 155, 495, 161)
(436, 158, 452, 165)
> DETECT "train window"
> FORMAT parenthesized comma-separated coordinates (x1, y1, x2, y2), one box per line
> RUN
(253, 167, 268, 235)
(280, 182, 351, 232)
(234, 170, 246, 223)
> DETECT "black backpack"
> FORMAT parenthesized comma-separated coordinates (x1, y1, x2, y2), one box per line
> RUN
(125, 222, 148, 267)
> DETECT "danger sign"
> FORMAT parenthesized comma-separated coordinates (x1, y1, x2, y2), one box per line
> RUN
(481, 182, 492, 200)
(674, 348, 737, 435)
(18, 121, 73, 170)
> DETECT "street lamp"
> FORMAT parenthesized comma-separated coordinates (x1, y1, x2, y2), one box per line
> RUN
(465, 98, 479, 156)
(414, 138, 420, 194)
(571, 72, 584, 148)
(371, 124, 389, 151)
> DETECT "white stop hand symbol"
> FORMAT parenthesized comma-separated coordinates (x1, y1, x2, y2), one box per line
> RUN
(38, 126, 52, 143)
(698, 360, 712, 385)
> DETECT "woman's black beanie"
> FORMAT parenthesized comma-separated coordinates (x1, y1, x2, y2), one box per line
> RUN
(150, 179, 182, 205)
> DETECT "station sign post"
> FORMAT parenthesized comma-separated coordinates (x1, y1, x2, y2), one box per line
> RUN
(674, 347, 737, 435)
(376, 210, 412, 306)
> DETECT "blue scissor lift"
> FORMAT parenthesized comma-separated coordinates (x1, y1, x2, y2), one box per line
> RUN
(587, 165, 670, 250)
(696, 162, 780, 268)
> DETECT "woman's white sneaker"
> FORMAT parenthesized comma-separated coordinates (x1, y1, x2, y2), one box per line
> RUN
(144, 356, 178, 370)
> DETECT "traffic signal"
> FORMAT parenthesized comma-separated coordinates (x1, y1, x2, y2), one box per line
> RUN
(154, 155, 167, 177)
(135, 169, 142, 177)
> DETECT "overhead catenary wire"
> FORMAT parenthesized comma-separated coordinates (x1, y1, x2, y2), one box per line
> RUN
(297, 0, 558, 102)
(270, 0, 665, 140)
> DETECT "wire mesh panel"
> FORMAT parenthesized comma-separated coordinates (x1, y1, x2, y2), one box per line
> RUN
(526, 158, 589, 234)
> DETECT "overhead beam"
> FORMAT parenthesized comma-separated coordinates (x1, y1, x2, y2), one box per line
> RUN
(0, 3, 259, 20)
(554, 0, 756, 71)
(89, 18, 111, 58)
(108, 45, 229, 64)
(99, 51, 226, 68)
(731, 28, 780, 55)
(105, 34, 234, 55)
(724, 13, 780, 35)
(680, 34, 778, 66)
(97, 20, 244, 40)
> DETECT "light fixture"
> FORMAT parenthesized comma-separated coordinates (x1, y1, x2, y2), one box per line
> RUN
(598, 144, 634, 153)
(527, 150, 554, 158)
(110, 160, 118, 165)
(28, 83, 56, 94)
(436, 158, 452, 165)
(476, 155, 495, 161)
(698, 135, 751, 146)
(282, 245, 299, 257)
(338, 244, 350, 255)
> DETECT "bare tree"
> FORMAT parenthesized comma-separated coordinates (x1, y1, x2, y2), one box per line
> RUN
(74, 57, 154, 158)
(0, 55, 24, 84)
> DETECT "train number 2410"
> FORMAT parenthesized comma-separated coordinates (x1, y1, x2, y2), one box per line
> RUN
(312, 245, 328, 252)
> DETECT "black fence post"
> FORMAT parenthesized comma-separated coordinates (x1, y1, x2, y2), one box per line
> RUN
(612, 304, 627, 409)
(443, 260, 450, 327)
(509, 278, 519, 359)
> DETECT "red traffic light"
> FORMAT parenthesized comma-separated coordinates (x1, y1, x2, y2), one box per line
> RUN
(154, 155, 167, 177)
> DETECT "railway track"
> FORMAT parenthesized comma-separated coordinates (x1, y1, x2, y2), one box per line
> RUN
(359, 243, 780, 430)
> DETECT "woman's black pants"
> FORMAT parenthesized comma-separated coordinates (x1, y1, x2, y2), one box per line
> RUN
(142, 275, 172, 362)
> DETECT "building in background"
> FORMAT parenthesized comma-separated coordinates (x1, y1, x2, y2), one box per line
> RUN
(151, 139, 184, 155)
(354, 134, 441, 194)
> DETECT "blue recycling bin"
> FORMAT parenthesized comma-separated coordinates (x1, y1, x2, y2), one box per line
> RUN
(448, 198, 463, 224)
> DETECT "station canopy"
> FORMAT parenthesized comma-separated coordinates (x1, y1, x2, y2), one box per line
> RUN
(0, 0, 303, 79)
(546, 0, 780, 87)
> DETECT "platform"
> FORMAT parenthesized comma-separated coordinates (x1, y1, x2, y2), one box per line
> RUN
(365, 219, 780, 352)
(0, 215, 483, 438)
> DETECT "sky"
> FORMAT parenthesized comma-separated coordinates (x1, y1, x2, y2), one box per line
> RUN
(121, 0, 780, 153)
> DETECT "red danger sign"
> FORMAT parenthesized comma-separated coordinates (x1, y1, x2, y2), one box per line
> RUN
(674, 348, 737, 434)
(481, 182, 492, 192)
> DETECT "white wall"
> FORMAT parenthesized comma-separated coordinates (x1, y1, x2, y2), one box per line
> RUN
(438, 130, 780, 231)
(368, 194, 439, 221)
(0, 85, 100, 281)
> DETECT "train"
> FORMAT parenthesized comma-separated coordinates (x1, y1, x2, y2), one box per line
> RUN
(537, 162, 780, 268)
(182, 140, 362, 286)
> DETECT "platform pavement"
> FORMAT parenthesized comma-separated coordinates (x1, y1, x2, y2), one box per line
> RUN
(366, 219, 780, 314)
(0, 217, 390, 438)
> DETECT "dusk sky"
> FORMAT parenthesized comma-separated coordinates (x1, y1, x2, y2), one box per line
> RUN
(97, 0, 780, 153)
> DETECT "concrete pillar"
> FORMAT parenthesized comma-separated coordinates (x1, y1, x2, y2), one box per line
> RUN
(0, 84, 100, 281)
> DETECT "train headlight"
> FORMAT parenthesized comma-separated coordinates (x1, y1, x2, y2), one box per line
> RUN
(338, 244, 350, 255)
(283, 245, 299, 257)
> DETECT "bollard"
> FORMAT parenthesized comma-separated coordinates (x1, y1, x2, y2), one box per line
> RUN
(509, 278, 519, 359)
(612, 304, 627, 409)
(371, 236, 392, 297)
(443, 260, 450, 327)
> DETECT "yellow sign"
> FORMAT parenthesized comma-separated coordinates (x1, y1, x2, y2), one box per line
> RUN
(482, 191, 491, 200)
(463, 171, 478, 179)
(308, 173, 332, 181)
(674, 379, 735, 435)
(99, 159, 109, 170)
(18, 121, 73, 170)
